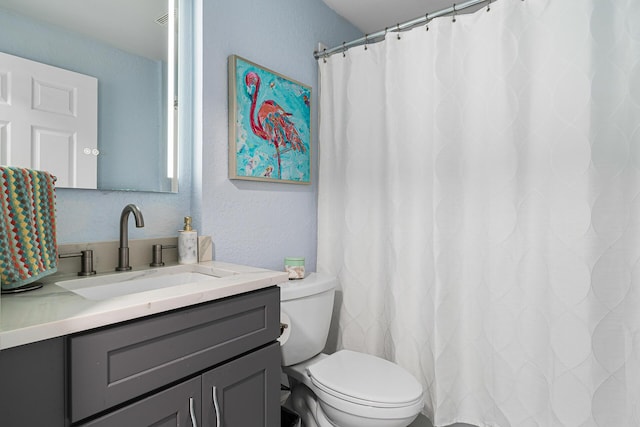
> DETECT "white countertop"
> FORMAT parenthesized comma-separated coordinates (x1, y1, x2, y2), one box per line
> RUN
(0, 261, 288, 350)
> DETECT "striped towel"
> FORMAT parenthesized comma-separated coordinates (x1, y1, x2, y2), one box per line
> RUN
(0, 167, 58, 291)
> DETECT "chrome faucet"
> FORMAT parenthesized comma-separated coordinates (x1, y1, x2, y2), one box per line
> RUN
(116, 204, 145, 271)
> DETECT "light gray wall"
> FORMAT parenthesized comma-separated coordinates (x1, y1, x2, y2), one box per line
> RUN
(195, 0, 361, 270)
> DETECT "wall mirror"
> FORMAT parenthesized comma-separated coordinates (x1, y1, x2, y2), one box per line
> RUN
(0, 0, 179, 192)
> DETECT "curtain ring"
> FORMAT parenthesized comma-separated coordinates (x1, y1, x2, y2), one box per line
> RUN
(487, 0, 491, 11)
(342, 42, 346, 57)
(397, 23, 401, 40)
(425, 13, 429, 31)
(364, 34, 368, 50)
(452, 3, 457, 23)
(322, 48, 327, 63)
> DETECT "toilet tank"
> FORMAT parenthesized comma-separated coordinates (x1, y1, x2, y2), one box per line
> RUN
(279, 273, 336, 366)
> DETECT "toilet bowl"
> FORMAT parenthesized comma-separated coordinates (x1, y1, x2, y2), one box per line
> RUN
(279, 274, 424, 427)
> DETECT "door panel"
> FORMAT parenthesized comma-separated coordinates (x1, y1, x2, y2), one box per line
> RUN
(32, 126, 76, 185)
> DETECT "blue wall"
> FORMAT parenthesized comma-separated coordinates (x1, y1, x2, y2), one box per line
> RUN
(196, 0, 361, 271)
(0, 7, 168, 192)
(0, 0, 360, 268)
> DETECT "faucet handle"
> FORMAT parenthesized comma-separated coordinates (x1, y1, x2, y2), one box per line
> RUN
(59, 250, 97, 276)
(150, 244, 178, 267)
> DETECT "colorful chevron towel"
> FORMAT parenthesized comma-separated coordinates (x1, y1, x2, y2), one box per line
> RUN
(0, 167, 58, 291)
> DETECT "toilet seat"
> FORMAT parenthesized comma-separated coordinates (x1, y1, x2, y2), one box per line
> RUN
(305, 350, 424, 420)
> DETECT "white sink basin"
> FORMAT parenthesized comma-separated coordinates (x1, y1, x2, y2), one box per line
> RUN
(57, 264, 235, 300)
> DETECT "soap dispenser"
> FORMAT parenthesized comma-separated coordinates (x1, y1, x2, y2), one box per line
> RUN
(178, 216, 198, 264)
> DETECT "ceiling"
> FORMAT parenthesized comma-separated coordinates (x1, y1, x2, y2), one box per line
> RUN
(321, 0, 461, 34)
(0, 0, 169, 61)
(1, 0, 473, 61)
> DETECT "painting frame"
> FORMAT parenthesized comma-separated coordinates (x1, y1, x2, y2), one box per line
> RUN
(228, 55, 312, 184)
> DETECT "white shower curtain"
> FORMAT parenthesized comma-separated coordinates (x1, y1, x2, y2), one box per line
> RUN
(317, 0, 640, 425)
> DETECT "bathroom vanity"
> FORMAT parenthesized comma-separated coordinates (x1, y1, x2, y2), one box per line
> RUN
(0, 261, 286, 426)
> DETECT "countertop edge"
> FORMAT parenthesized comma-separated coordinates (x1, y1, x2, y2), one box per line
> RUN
(1, 262, 289, 350)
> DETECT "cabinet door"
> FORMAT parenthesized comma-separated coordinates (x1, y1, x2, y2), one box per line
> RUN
(81, 377, 201, 427)
(202, 342, 280, 427)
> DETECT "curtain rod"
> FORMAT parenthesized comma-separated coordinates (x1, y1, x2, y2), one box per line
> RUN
(314, 0, 494, 60)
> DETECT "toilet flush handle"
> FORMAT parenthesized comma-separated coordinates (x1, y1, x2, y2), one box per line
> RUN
(280, 322, 289, 336)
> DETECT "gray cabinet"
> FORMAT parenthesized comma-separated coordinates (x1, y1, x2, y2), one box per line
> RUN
(83, 342, 280, 427)
(0, 286, 281, 427)
(71, 286, 281, 426)
(69, 286, 280, 423)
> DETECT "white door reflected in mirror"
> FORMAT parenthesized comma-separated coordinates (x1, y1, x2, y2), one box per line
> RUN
(0, 51, 98, 189)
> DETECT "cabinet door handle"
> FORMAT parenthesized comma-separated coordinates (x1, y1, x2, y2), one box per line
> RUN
(212, 386, 222, 426)
(189, 396, 198, 427)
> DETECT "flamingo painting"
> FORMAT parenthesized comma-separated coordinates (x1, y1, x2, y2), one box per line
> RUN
(245, 71, 306, 179)
(229, 56, 311, 183)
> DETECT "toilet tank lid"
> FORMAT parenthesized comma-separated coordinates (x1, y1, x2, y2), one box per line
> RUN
(278, 273, 337, 301)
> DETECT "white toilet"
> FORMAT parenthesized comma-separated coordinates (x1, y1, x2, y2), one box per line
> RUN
(279, 273, 424, 427)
